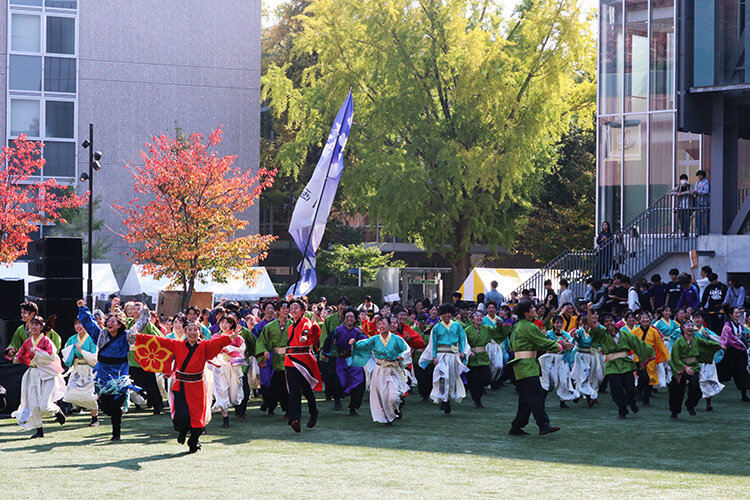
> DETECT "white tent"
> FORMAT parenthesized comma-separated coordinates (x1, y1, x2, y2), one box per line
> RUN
(119, 264, 277, 302)
(0, 262, 120, 298)
(458, 268, 540, 302)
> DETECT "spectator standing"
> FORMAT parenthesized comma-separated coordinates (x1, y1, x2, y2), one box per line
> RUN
(666, 268, 682, 310)
(543, 280, 558, 309)
(649, 274, 667, 310)
(672, 174, 693, 237)
(595, 221, 614, 279)
(725, 278, 746, 320)
(676, 273, 700, 310)
(692, 265, 712, 302)
(694, 170, 710, 235)
(701, 273, 727, 332)
(558, 279, 574, 308)
(484, 281, 505, 308)
(357, 295, 380, 314)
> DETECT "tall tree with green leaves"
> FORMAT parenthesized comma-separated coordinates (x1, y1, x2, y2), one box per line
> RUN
(318, 244, 404, 285)
(263, 0, 596, 282)
(515, 118, 596, 262)
(48, 189, 111, 260)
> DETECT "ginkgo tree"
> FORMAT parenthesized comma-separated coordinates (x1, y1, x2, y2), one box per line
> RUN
(263, 0, 596, 283)
(115, 128, 277, 309)
(0, 134, 88, 263)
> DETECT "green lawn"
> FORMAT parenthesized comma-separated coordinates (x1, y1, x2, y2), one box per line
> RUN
(2, 385, 750, 498)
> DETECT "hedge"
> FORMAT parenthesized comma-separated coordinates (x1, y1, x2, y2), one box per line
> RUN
(272, 283, 382, 305)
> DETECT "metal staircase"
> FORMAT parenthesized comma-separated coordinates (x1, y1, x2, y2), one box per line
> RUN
(513, 193, 704, 298)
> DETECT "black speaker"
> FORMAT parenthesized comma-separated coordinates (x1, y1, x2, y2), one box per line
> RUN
(29, 278, 83, 299)
(0, 318, 23, 349)
(0, 279, 24, 320)
(39, 298, 78, 345)
(29, 260, 83, 279)
(27, 236, 82, 279)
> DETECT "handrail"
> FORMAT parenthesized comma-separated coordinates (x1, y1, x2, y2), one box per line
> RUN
(511, 191, 704, 300)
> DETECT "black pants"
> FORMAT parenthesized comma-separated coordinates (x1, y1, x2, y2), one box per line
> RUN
(677, 208, 692, 237)
(415, 362, 434, 400)
(511, 377, 549, 430)
(706, 313, 724, 334)
(609, 371, 636, 416)
(717, 348, 750, 390)
(319, 358, 340, 400)
(236, 372, 251, 418)
(636, 367, 651, 405)
(99, 394, 124, 437)
(267, 370, 289, 414)
(285, 366, 317, 423)
(668, 372, 701, 416)
(467, 365, 491, 404)
(347, 382, 366, 410)
(130, 366, 163, 409)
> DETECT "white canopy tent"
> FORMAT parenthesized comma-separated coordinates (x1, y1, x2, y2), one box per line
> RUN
(458, 268, 540, 302)
(0, 262, 120, 298)
(119, 264, 277, 302)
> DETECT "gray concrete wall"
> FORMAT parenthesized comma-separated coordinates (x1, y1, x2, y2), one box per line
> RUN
(646, 235, 750, 281)
(77, 0, 261, 280)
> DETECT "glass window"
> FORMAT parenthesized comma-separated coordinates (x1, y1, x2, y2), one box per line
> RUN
(600, 0, 623, 115)
(46, 0, 77, 8)
(624, 0, 649, 113)
(11, 14, 41, 53)
(44, 57, 76, 92)
(46, 17, 75, 55)
(622, 114, 648, 224)
(45, 101, 74, 138)
(11, 0, 42, 6)
(10, 99, 41, 137)
(43, 142, 75, 177)
(9, 55, 43, 91)
(650, 0, 675, 110)
(599, 117, 622, 229)
(650, 113, 675, 204)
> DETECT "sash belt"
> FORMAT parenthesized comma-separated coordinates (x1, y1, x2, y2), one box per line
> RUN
(175, 371, 203, 382)
(437, 344, 459, 353)
(514, 350, 536, 359)
(682, 356, 697, 364)
(285, 346, 313, 354)
(471, 346, 487, 353)
(99, 355, 127, 365)
(376, 358, 399, 368)
(604, 351, 628, 362)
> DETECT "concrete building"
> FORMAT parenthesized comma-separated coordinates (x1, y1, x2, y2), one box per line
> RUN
(596, 0, 750, 281)
(515, 0, 750, 295)
(6, 0, 261, 280)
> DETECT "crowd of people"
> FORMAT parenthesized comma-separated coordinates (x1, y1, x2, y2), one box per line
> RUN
(4, 266, 750, 451)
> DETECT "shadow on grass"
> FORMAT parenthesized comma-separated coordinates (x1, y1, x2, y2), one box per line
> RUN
(2, 386, 749, 477)
(32, 451, 186, 470)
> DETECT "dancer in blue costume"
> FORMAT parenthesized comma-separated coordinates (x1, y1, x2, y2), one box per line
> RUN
(77, 299, 148, 440)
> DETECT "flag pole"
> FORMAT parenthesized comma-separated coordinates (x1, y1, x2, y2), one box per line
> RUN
(292, 133, 340, 297)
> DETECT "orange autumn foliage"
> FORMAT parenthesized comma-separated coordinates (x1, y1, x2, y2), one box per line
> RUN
(0, 134, 88, 263)
(114, 128, 277, 306)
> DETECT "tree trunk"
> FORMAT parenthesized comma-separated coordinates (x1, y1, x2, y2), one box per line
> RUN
(451, 253, 473, 302)
(182, 276, 196, 312)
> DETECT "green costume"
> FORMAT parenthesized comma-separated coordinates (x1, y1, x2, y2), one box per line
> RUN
(255, 318, 292, 372)
(465, 323, 511, 368)
(10, 324, 61, 352)
(588, 326, 655, 375)
(239, 326, 256, 374)
(509, 319, 561, 380)
(668, 335, 721, 376)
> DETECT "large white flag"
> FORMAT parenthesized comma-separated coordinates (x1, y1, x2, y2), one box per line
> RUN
(287, 91, 354, 297)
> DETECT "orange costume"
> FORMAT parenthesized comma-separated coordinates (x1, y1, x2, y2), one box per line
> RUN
(631, 325, 670, 385)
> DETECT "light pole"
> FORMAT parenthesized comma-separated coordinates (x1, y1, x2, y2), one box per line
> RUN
(80, 123, 102, 309)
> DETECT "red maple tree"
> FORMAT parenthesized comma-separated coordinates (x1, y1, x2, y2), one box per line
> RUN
(0, 134, 88, 263)
(114, 128, 277, 308)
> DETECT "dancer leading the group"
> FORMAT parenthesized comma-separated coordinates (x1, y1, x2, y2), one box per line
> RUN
(507, 301, 574, 436)
(284, 299, 323, 433)
(131, 313, 240, 453)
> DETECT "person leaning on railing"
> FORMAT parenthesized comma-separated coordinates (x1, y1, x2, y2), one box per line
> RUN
(694, 170, 710, 235)
(671, 174, 693, 238)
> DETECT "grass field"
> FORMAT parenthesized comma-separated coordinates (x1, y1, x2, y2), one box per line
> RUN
(2, 384, 750, 499)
